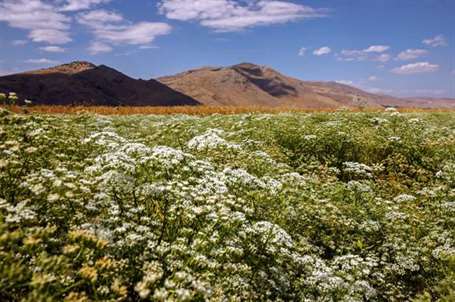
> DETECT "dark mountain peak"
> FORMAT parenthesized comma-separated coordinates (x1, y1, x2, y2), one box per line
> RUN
(0, 62, 199, 106)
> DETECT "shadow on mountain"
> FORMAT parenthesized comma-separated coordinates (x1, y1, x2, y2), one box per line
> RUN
(0, 62, 200, 106)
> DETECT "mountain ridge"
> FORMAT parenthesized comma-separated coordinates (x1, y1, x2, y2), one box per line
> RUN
(0, 61, 199, 106)
(0, 61, 453, 108)
(159, 62, 455, 109)
(159, 63, 382, 108)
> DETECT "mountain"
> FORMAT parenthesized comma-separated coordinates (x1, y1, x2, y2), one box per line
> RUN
(0, 61, 199, 106)
(159, 63, 455, 109)
(1, 61, 453, 108)
(158, 63, 382, 108)
(400, 97, 455, 109)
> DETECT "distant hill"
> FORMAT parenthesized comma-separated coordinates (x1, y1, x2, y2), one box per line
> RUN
(399, 97, 455, 109)
(159, 63, 455, 109)
(1, 61, 453, 108)
(0, 61, 200, 106)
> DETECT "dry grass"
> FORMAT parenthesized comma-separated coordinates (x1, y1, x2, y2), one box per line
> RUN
(4, 105, 338, 115)
(3, 105, 455, 116)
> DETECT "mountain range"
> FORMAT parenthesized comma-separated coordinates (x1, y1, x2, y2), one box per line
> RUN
(0, 61, 453, 109)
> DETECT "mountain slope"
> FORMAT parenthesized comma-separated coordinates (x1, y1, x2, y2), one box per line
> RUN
(158, 63, 382, 108)
(1, 61, 453, 108)
(159, 63, 454, 109)
(0, 62, 200, 106)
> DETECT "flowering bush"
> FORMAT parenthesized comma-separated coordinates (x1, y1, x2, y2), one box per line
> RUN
(0, 92, 18, 106)
(0, 109, 454, 301)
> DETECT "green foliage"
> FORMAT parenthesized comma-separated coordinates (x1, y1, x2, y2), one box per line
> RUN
(0, 110, 454, 301)
(0, 92, 19, 106)
(0, 93, 6, 105)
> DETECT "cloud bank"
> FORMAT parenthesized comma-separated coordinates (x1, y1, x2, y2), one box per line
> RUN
(158, 0, 325, 32)
(391, 62, 439, 75)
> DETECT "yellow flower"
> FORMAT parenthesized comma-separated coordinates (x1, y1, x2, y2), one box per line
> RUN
(0, 159, 7, 169)
(95, 256, 114, 270)
(64, 292, 90, 302)
(31, 273, 56, 288)
(79, 266, 98, 283)
(63, 244, 80, 255)
(111, 279, 128, 297)
(68, 229, 108, 248)
(23, 235, 42, 246)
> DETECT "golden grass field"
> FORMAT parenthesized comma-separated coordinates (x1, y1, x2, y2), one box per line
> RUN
(3, 105, 455, 115)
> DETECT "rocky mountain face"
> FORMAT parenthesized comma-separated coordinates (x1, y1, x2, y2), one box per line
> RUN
(159, 63, 454, 109)
(159, 63, 383, 108)
(0, 62, 200, 106)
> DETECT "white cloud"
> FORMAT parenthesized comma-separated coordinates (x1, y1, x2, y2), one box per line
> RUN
(98, 22, 172, 45)
(60, 0, 111, 12)
(423, 34, 447, 47)
(158, 0, 325, 32)
(25, 58, 59, 64)
(77, 9, 124, 26)
(372, 53, 391, 63)
(364, 45, 390, 53)
(88, 41, 113, 55)
(29, 29, 72, 45)
(0, 0, 71, 44)
(338, 45, 391, 62)
(78, 10, 172, 54)
(368, 76, 378, 81)
(298, 47, 307, 56)
(335, 80, 353, 85)
(396, 49, 429, 61)
(313, 46, 331, 56)
(40, 46, 66, 53)
(12, 40, 28, 46)
(337, 50, 362, 61)
(391, 62, 439, 75)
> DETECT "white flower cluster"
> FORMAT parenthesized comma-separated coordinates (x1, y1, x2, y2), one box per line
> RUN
(188, 129, 241, 151)
(343, 162, 374, 178)
(394, 194, 417, 203)
(1, 111, 454, 301)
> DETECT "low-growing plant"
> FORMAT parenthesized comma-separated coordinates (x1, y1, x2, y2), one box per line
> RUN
(0, 109, 454, 301)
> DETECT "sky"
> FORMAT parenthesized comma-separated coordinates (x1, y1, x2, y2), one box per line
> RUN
(0, 0, 454, 98)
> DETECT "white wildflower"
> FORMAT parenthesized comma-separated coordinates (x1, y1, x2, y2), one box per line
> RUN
(188, 129, 241, 151)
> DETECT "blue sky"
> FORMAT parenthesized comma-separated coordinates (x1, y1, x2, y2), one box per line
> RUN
(0, 0, 454, 97)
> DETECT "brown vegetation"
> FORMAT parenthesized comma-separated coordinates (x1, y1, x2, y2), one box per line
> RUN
(3, 105, 454, 116)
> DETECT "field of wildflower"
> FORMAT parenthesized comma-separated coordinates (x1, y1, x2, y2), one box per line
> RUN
(0, 107, 454, 301)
